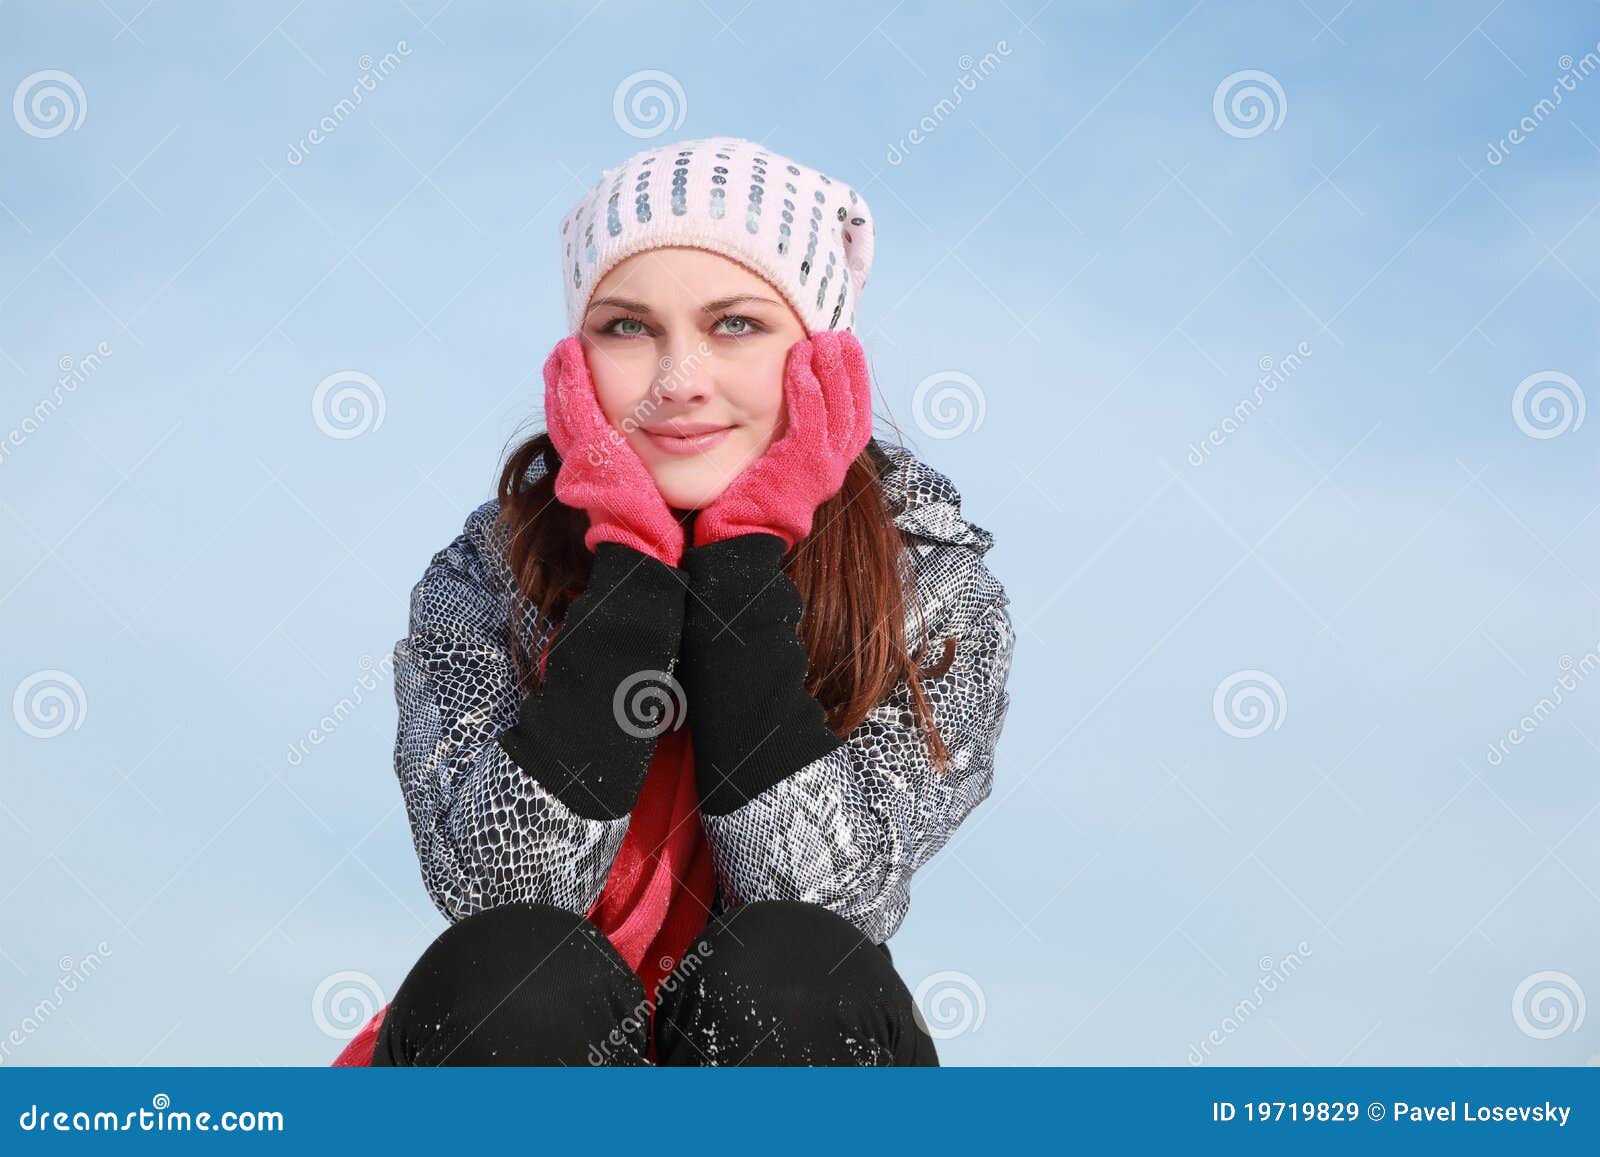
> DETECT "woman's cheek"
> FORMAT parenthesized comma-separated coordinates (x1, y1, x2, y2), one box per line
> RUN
(593, 381, 652, 430)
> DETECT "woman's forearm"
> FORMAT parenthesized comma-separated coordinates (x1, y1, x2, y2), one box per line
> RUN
(496, 540, 689, 821)
(676, 532, 845, 815)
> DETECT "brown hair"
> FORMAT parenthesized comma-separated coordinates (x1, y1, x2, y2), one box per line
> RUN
(493, 434, 955, 773)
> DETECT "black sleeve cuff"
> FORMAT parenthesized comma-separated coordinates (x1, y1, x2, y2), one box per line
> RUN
(496, 541, 688, 821)
(678, 532, 844, 817)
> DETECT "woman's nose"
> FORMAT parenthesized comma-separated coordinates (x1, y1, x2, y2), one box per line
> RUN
(657, 336, 714, 402)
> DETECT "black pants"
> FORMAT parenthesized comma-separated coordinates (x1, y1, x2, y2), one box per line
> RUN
(368, 898, 939, 1066)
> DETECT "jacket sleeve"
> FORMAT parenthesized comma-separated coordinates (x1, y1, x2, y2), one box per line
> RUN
(392, 505, 686, 923)
(679, 531, 1016, 944)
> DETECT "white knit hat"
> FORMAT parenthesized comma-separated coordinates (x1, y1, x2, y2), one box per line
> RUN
(559, 136, 876, 336)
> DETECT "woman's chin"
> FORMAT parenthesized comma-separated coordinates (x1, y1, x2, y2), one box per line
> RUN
(658, 485, 722, 513)
(642, 468, 715, 512)
(636, 438, 761, 512)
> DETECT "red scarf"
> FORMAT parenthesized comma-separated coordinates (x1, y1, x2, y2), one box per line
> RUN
(585, 725, 716, 1059)
(334, 606, 717, 1066)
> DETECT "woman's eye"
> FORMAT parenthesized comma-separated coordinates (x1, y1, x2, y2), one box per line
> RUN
(601, 316, 761, 338)
(715, 315, 761, 336)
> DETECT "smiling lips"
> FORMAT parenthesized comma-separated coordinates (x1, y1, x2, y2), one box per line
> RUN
(642, 423, 733, 455)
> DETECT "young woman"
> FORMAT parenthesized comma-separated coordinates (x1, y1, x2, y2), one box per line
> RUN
(332, 136, 1016, 1066)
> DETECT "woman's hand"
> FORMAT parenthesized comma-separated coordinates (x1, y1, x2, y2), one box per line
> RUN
(543, 333, 685, 567)
(692, 330, 875, 550)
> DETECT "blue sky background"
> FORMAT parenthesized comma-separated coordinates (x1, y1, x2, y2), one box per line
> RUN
(2, 0, 1598, 1066)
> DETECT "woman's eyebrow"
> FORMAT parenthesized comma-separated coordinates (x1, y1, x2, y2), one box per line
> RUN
(586, 293, 783, 315)
(700, 294, 783, 312)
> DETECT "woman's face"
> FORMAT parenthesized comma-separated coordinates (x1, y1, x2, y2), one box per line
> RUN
(579, 246, 809, 512)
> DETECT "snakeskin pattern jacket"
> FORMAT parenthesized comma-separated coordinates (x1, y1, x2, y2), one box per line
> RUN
(391, 439, 1016, 944)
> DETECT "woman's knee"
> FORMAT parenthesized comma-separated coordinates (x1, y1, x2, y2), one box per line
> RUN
(414, 900, 619, 990)
(658, 900, 897, 1022)
(654, 900, 933, 1065)
(376, 901, 647, 1065)
(701, 900, 889, 993)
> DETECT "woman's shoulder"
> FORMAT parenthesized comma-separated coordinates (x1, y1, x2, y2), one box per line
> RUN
(401, 498, 561, 670)
(452, 447, 555, 577)
(872, 439, 997, 558)
(404, 499, 521, 632)
(422, 499, 513, 587)
(871, 439, 1008, 643)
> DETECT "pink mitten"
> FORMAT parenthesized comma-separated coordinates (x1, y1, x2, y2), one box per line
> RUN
(692, 330, 874, 550)
(543, 334, 685, 567)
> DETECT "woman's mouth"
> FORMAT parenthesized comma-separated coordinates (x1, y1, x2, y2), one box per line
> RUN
(642, 425, 733, 455)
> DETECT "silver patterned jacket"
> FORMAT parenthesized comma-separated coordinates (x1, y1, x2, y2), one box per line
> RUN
(391, 440, 1016, 944)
